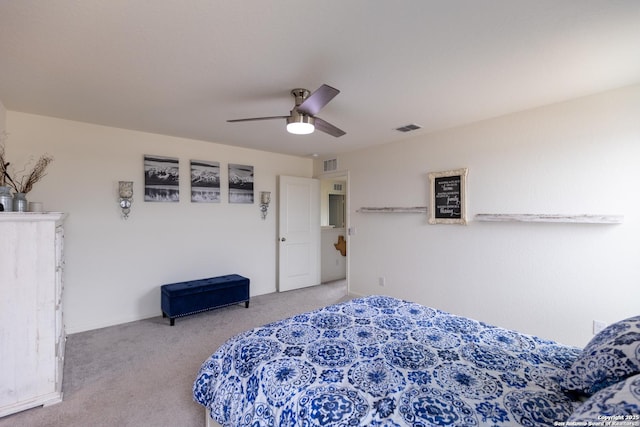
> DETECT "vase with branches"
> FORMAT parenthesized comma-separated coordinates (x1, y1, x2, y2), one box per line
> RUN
(0, 133, 54, 211)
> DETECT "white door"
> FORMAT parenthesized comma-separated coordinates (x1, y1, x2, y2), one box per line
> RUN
(278, 176, 320, 292)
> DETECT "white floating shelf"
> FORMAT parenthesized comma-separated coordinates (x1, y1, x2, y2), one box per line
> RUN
(474, 214, 624, 224)
(357, 206, 428, 214)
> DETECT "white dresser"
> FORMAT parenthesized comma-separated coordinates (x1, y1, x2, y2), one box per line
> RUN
(0, 212, 66, 417)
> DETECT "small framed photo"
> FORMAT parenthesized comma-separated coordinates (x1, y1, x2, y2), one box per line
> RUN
(144, 155, 179, 202)
(228, 164, 254, 204)
(428, 168, 468, 225)
(191, 160, 220, 203)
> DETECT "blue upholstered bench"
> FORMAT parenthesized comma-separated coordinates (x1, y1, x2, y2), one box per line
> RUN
(161, 274, 250, 325)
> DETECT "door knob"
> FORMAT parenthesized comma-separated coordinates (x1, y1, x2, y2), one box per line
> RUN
(280, 237, 286, 242)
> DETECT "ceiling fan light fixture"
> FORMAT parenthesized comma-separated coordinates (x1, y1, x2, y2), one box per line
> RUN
(287, 114, 315, 135)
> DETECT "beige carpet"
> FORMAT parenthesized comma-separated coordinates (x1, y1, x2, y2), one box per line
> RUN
(1, 281, 350, 427)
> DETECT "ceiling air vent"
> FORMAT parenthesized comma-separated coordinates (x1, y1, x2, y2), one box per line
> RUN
(395, 123, 422, 133)
(323, 158, 338, 172)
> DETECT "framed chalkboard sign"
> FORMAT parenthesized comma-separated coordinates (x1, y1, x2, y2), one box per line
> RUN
(428, 168, 468, 225)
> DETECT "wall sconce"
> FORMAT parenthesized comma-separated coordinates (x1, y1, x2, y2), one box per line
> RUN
(259, 191, 271, 220)
(118, 181, 133, 219)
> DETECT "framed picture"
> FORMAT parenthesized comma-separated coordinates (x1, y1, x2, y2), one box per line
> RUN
(144, 155, 179, 202)
(228, 164, 254, 204)
(428, 168, 468, 225)
(190, 160, 220, 203)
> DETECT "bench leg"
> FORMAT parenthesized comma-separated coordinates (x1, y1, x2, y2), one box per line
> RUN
(245, 301, 250, 308)
(163, 312, 175, 325)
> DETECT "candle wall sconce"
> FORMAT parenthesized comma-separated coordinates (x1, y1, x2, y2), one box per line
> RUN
(259, 191, 271, 220)
(119, 181, 133, 219)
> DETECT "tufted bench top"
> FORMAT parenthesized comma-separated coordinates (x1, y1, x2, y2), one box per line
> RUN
(161, 274, 248, 296)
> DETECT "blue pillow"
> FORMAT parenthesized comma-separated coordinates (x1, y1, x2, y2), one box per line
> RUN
(563, 315, 640, 394)
(567, 373, 640, 421)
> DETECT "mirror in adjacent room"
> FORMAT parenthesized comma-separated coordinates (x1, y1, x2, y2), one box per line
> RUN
(328, 194, 345, 228)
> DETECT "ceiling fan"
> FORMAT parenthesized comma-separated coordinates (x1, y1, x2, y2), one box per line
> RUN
(227, 84, 346, 137)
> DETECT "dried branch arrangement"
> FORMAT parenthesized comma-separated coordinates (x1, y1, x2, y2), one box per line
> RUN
(0, 134, 14, 188)
(0, 132, 54, 194)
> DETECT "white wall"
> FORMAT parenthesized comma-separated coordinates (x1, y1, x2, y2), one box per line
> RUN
(321, 84, 640, 347)
(0, 100, 7, 134)
(0, 100, 5, 132)
(5, 112, 312, 333)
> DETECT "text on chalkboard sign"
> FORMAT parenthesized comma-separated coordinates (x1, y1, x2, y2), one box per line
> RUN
(428, 168, 468, 225)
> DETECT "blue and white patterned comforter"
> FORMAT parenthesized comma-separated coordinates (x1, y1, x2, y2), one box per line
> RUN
(194, 295, 583, 426)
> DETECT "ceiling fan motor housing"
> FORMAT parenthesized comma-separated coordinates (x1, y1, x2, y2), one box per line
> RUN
(291, 88, 310, 106)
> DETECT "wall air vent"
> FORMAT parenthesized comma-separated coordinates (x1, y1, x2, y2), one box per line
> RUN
(395, 123, 422, 133)
(323, 158, 338, 172)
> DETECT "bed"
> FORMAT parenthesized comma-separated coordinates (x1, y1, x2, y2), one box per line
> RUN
(193, 295, 640, 426)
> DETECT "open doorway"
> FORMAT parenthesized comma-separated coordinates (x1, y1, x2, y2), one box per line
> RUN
(319, 173, 349, 286)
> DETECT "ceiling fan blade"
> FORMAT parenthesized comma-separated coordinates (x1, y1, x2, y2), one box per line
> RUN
(227, 115, 289, 123)
(314, 117, 346, 137)
(297, 84, 340, 116)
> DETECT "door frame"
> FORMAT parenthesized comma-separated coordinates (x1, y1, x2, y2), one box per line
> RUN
(317, 170, 350, 295)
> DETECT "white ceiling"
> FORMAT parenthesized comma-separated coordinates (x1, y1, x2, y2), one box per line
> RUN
(1, 1, 639, 158)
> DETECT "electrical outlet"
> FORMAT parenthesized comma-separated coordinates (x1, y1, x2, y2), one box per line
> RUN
(378, 277, 385, 287)
(593, 320, 607, 335)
